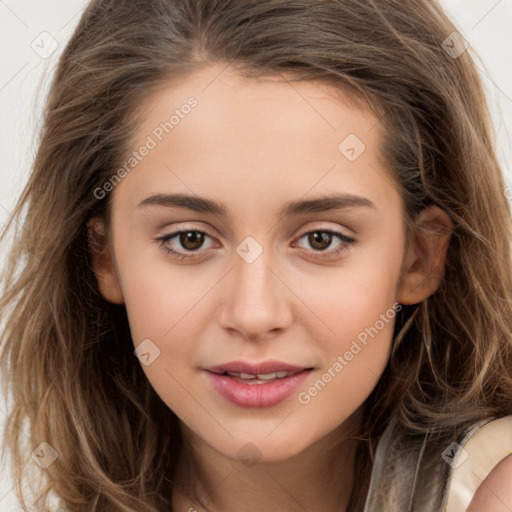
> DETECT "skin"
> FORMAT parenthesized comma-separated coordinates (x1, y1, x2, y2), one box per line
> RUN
(91, 62, 452, 511)
(467, 453, 512, 511)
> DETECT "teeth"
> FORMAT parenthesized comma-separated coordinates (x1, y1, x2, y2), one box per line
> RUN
(225, 371, 294, 380)
(227, 372, 256, 379)
(256, 372, 277, 380)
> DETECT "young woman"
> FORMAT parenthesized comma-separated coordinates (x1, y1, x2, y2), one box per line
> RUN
(1, 1, 512, 511)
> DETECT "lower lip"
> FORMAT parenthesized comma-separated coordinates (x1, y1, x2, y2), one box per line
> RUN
(205, 369, 312, 408)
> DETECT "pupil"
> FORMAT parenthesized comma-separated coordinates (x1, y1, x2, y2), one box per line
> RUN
(310, 232, 331, 250)
(181, 231, 204, 250)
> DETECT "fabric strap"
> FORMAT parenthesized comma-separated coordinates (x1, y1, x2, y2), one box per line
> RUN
(362, 414, 512, 511)
(445, 414, 512, 511)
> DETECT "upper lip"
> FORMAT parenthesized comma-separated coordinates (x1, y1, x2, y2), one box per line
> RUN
(206, 360, 312, 375)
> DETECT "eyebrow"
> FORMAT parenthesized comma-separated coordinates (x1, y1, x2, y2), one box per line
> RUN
(137, 192, 375, 218)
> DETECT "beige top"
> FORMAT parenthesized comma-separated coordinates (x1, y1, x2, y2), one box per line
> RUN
(363, 413, 512, 511)
(445, 414, 512, 511)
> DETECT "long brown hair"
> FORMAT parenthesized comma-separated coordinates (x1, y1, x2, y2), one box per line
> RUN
(2, 1, 512, 510)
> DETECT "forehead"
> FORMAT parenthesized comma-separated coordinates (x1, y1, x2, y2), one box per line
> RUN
(114, 63, 399, 216)
(135, 63, 380, 143)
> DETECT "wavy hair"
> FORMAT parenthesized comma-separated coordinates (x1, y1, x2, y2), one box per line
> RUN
(1, 0, 512, 510)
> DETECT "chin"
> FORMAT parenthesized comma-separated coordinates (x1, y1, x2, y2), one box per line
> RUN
(211, 427, 317, 465)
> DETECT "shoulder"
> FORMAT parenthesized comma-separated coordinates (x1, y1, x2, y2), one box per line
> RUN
(445, 414, 512, 512)
(466, 452, 512, 511)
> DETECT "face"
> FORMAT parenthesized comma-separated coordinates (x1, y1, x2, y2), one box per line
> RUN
(92, 62, 448, 463)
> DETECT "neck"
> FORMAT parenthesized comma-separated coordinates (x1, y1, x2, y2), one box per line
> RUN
(171, 410, 363, 512)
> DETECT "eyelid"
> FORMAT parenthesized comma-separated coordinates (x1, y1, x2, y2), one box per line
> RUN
(156, 221, 214, 236)
(292, 220, 357, 239)
(156, 224, 218, 248)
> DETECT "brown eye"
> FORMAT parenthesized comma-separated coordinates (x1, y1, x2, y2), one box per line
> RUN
(307, 231, 333, 251)
(157, 228, 216, 260)
(294, 229, 357, 260)
(179, 231, 205, 251)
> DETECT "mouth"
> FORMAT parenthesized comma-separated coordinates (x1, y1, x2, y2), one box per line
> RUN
(206, 359, 312, 376)
(207, 368, 307, 384)
(204, 360, 314, 408)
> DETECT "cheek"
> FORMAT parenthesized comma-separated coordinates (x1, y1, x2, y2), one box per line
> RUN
(113, 225, 208, 344)
(301, 280, 398, 413)
(294, 282, 399, 443)
(314, 236, 402, 347)
(118, 261, 210, 413)
(114, 245, 224, 401)
(298, 234, 402, 410)
(121, 268, 209, 366)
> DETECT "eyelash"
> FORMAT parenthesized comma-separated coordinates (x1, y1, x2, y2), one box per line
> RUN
(156, 227, 357, 261)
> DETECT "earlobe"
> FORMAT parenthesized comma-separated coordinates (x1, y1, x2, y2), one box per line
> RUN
(397, 205, 453, 305)
(87, 217, 124, 305)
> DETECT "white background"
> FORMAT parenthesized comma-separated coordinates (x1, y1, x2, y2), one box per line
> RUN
(1, 0, 512, 509)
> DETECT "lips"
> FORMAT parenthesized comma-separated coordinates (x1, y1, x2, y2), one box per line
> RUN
(205, 360, 313, 408)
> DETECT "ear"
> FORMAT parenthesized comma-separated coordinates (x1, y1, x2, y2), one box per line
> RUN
(397, 205, 453, 305)
(87, 217, 124, 304)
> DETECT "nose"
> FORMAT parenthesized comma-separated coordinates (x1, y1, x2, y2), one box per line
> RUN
(218, 247, 293, 341)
